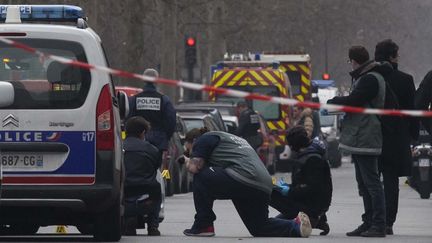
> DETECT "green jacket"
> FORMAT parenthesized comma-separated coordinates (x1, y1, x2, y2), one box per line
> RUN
(338, 70, 386, 155)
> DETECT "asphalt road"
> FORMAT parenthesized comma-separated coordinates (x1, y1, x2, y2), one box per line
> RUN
(3, 157, 432, 242)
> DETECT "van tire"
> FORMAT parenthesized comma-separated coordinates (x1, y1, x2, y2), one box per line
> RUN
(93, 199, 122, 242)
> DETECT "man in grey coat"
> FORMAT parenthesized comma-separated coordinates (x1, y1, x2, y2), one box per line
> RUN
(327, 46, 387, 237)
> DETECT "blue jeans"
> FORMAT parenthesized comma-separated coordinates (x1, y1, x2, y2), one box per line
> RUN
(192, 166, 300, 237)
(352, 154, 386, 229)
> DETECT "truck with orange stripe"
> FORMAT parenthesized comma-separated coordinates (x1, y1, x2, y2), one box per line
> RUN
(253, 53, 312, 102)
(209, 61, 292, 171)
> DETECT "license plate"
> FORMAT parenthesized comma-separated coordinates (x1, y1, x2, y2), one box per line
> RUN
(419, 158, 430, 167)
(0, 154, 43, 170)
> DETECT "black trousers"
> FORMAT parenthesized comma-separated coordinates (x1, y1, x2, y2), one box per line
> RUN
(269, 188, 327, 227)
(381, 169, 399, 227)
(192, 166, 301, 237)
(124, 182, 162, 228)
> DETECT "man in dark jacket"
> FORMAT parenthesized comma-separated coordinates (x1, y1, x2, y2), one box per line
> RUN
(128, 68, 176, 153)
(270, 126, 332, 236)
(123, 116, 162, 236)
(416, 71, 432, 134)
(327, 46, 389, 237)
(182, 128, 312, 238)
(236, 101, 262, 150)
(374, 39, 419, 235)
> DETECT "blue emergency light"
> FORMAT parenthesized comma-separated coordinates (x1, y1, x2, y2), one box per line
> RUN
(0, 5, 84, 22)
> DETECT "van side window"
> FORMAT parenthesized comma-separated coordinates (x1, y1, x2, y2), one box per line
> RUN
(0, 39, 90, 109)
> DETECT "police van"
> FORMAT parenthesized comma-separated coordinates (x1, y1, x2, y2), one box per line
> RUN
(0, 5, 125, 241)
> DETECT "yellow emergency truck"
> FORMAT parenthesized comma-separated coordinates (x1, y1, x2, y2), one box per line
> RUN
(253, 53, 312, 102)
(209, 61, 293, 170)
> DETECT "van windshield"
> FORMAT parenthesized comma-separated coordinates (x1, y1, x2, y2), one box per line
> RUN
(216, 86, 281, 120)
(0, 39, 90, 109)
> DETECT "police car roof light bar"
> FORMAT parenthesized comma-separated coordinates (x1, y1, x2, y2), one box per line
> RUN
(0, 5, 84, 22)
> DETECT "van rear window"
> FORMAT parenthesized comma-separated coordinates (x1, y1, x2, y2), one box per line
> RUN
(0, 39, 90, 109)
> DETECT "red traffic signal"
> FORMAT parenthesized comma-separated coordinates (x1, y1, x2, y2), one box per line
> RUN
(322, 73, 330, 80)
(186, 37, 196, 47)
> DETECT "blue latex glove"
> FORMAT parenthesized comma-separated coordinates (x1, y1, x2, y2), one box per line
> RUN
(277, 178, 289, 187)
(277, 178, 290, 196)
(279, 184, 290, 196)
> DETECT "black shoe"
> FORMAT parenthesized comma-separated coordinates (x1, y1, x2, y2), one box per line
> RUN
(148, 227, 161, 236)
(360, 226, 386, 237)
(386, 226, 393, 235)
(346, 223, 369, 236)
(316, 221, 330, 235)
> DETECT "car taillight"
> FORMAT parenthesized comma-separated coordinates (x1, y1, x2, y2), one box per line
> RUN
(96, 84, 114, 150)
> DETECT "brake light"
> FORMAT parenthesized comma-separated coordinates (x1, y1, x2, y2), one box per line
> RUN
(96, 84, 114, 150)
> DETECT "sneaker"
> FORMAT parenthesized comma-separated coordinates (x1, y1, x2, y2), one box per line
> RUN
(386, 226, 393, 235)
(294, 212, 312, 238)
(360, 226, 386, 237)
(346, 223, 369, 236)
(148, 227, 161, 236)
(183, 226, 215, 237)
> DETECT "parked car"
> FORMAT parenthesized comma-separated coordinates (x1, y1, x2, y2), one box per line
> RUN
(176, 107, 226, 132)
(319, 110, 342, 168)
(176, 102, 277, 174)
(163, 114, 190, 196)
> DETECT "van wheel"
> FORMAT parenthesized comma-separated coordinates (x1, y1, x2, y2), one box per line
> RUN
(93, 199, 121, 242)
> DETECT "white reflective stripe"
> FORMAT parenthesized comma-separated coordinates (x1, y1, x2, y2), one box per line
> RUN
(339, 143, 381, 155)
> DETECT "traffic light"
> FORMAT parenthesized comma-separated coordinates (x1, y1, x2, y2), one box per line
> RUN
(322, 73, 330, 80)
(185, 36, 197, 67)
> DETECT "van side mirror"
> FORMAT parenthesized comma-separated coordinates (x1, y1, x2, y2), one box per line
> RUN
(0, 82, 14, 107)
(117, 90, 129, 120)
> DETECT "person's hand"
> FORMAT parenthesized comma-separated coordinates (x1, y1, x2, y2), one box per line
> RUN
(186, 157, 204, 174)
(277, 178, 290, 196)
(277, 178, 289, 187)
(279, 185, 290, 196)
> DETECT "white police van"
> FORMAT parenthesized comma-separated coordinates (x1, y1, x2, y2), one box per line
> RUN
(0, 5, 125, 241)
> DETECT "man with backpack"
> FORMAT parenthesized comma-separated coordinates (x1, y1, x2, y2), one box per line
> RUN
(270, 126, 332, 235)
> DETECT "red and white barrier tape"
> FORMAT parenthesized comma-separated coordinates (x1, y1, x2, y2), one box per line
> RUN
(1, 37, 431, 117)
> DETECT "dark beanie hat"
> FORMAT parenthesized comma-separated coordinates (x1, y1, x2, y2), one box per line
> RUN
(349, 46, 370, 65)
(286, 125, 311, 152)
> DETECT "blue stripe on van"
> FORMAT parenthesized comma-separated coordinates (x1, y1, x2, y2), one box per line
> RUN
(1, 131, 95, 175)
